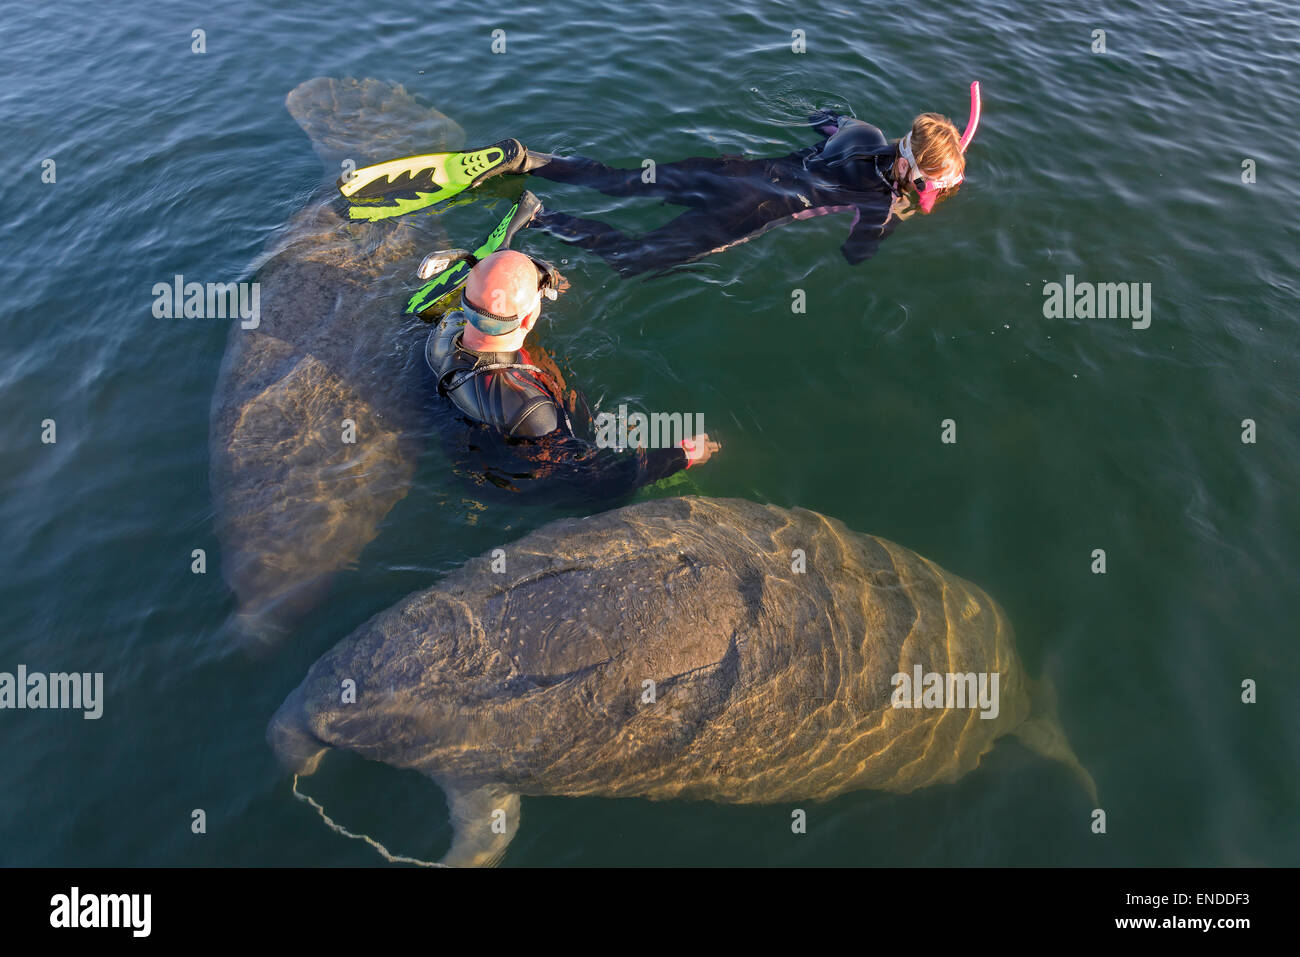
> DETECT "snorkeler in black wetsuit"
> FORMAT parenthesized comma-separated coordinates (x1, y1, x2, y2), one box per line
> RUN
(522, 116, 906, 276)
(425, 247, 719, 499)
(339, 85, 981, 276)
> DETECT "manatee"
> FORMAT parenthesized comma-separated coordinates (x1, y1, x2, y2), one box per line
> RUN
(210, 77, 464, 642)
(268, 496, 1095, 866)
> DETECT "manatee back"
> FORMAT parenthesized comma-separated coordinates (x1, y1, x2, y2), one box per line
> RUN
(469, 496, 1034, 803)
(690, 501, 1034, 802)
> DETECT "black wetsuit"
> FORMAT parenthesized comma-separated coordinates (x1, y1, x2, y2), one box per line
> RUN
(528, 117, 904, 277)
(425, 308, 690, 499)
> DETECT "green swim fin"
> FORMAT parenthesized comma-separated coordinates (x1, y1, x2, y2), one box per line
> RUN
(405, 191, 542, 317)
(405, 258, 474, 317)
(342, 139, 526, 222)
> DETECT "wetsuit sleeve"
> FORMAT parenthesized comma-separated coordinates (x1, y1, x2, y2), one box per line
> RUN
(840, 208, 895, 265)
(509, 431, 690, 500)
(636, 446, 691, 484)
(807, 110, 845, 138)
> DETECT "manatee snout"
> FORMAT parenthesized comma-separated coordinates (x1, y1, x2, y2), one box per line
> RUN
(267, 685, 329, 776)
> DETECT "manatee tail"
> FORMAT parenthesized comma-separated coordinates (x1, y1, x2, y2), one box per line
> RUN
(285, 77, 466, 172)
(1014, 675, 1098, 805)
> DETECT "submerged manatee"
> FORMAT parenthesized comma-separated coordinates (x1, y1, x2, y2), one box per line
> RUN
(269, 496, 1095, 866)
(210, 78, 464, 641)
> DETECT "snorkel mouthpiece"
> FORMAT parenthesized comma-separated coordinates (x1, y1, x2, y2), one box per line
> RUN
(914, 80, 980, 214)
(916, 179, 939, 214)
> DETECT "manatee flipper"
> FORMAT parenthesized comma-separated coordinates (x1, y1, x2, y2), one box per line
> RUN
(437, 779, 521, 868)
(1014, 676, 1098, 804)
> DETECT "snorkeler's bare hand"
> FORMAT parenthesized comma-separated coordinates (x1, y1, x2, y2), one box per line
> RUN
(681, 433, 721, 467)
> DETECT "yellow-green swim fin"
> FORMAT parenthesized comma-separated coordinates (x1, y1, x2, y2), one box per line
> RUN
(340, 139, 526, 221)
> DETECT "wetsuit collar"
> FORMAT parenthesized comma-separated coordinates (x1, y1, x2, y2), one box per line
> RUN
(454, 329, 518, 366)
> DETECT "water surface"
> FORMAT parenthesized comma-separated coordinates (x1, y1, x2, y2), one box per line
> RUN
(1, 0, 1296, 866)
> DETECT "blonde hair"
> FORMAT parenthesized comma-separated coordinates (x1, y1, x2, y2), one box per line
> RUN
(909, 113, 964, 180)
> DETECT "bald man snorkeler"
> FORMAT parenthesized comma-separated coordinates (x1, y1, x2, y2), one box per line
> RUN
(423, 242, 719, 498)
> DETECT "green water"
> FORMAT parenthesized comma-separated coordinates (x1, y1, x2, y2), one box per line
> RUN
(1, 0, 1296, 865)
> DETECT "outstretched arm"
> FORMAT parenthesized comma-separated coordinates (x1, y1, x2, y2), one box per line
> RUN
(840, 207, 895, 265)
(482, 396, 719, 500)
(503, 430, 698, 501)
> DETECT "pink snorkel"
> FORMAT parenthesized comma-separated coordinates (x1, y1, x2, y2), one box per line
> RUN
(913, 81, 981, 214)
